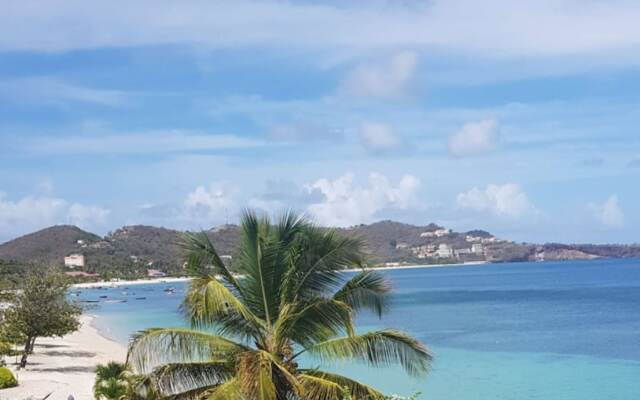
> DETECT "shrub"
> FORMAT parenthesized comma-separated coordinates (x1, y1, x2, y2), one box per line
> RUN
(0, 367, 18, 388)
(0, 341, 13, 356)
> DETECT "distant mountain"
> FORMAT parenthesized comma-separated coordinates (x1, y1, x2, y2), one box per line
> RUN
(0, 225, 100, 263)
(1, 221, 639, 279)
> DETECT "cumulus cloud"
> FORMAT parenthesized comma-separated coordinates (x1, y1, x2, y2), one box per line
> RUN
(456, 183, 535, 218)
(588, 195, 624, 228)
(340, 52, 418, 98)
(306, 173, 420, 226)
(247, 179, 323, 214)
(358, 122, 401, 153)
(0, 191, 110, 242)
(448, 119, 499, 157)
(183, 183, 237, 226)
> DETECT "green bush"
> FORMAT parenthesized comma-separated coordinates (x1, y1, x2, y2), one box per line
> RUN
(0, 367, 17, 388)
(0, 341, 13, 356)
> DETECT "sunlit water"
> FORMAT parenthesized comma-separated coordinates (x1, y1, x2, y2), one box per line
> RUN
(78, 259, 640, 400)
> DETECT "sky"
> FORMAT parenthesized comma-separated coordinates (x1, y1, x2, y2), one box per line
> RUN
(1, 0, 639, 244)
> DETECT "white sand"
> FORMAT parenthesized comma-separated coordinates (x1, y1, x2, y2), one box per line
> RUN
(72, 276, 191, 289)
(1, 315, 127, 400)
(342, 260, 487, 273)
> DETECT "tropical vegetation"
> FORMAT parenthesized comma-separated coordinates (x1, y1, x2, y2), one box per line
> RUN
(126, 211, 432, 399)
(94, 361, 128, 400)
(0, 367, 18, 388)
(1, 270, 81, 368)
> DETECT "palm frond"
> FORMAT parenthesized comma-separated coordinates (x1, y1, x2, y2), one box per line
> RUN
(299, 369, 385, 400)
(333, 271, 391, 317)
(206, 378, 243, 400)
(235, 210, 281, 326)
(93, 377, 127, 400)
(94, 361, 126, 381)
(305, 329, 432, 377)
(275, 299, 354, 348)
(297, 373, 343, 400)
(236, 350, 277, 400)
(181, 276, 264, 340)
(127, 328, 246, 375)
(150, 361, 234, 397)
(293, 230, 366, 299)
(180, 231, 242, 293)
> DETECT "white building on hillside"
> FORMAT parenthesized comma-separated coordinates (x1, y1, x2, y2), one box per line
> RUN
(420, 228, 451, 238)
(436, 244, 453, 258)
(472, 243, 484, 254)
(64, 254, 85, 268)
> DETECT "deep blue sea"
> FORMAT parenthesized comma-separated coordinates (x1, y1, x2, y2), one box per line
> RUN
(78, 259, 640, 400)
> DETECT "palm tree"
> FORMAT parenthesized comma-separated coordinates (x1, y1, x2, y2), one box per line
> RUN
(127, 211, 432, 399)
(94, 361, 127, 400)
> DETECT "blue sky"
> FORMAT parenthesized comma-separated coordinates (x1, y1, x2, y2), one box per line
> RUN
(1, 0, 639, 243)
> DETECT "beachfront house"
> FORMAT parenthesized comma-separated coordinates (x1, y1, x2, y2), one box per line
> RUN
(64, 254, 85, 268)
(147, 269, 167, 278)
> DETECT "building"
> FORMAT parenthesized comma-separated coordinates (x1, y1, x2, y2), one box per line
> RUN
(455, 248, 472, 257)
(434, 228, 451, 237)
(471, 243, 484, 254)
(147, 269, 167, 278)
(384, 262, 401, 267)
(420, 228, 451, 238)
(436, 243, 453, 258)
(64, 254, 85, 268)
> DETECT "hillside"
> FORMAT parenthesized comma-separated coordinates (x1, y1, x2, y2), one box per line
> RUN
(0, 225, 100, 263)
(2, 221, 640, 280)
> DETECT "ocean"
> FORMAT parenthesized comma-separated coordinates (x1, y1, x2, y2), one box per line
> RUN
(78, 259, 640, 400)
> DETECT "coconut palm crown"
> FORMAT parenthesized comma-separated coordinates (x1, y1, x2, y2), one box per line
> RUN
(127, 210, 432, 399)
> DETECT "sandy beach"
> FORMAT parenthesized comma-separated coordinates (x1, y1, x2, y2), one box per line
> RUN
(1, 315, 127, 400)
(341, 260, 487, 273)
(72, 276, 191, 289)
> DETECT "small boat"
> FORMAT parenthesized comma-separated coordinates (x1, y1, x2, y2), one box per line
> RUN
(135, 297, 146, 300)
(81, 300, 100, 303)
(99, 295, 108, 299)
(104, 299, 127, 303)
(163, 287, 175, 293)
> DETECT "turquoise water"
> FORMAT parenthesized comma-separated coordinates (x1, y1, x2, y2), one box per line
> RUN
(79, 259, 640, 399)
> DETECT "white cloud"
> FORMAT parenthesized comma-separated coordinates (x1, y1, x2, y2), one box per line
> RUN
(306, 173, 420, 226)
(183, 183, 237, 226)
(3, 1, 640, 69)
(21, 131, 266, 156)
(457, 183, 535, 218)
(448, 119, 499, 157)
(0, 77, 127, 106)
(0, 191, 110, 242)
(358, 122, 401, 152)
(340, 51, 418, 98)
(588, 195, 624, 228)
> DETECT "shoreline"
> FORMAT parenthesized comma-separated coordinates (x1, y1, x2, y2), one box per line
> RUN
(2, 314, 127, 400)
(342, 260, 487, 273)
(73, 261, 488, 289)
(72, 276, 191, 288)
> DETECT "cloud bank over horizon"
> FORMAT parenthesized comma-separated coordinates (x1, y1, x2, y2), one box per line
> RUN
(0, 0, 639, 244)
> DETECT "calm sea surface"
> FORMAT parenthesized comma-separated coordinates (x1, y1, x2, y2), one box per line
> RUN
(78, 259, 640, 400)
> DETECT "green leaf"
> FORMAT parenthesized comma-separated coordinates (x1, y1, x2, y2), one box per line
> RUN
(306, 329, 432, 377)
